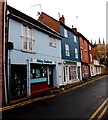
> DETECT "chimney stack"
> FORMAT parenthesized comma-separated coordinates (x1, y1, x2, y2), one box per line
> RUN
(59, 15, 65, 24)
(72, 25, 77, 32)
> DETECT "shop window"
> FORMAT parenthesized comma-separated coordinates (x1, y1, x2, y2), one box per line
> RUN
(69, 66, 77, 80)
(31, 65, 47, 79)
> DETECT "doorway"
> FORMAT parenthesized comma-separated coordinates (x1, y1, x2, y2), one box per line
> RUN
(11, 65, 27, 100)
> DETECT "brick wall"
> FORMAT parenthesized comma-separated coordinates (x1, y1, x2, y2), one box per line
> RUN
(0, 1, 5, 106)
(79, 36, 89, 63)
(38, 12, 60, 33)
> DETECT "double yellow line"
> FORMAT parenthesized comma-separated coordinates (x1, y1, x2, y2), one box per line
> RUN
(89, 98, 108, 120)
(0, 75, 107, 112)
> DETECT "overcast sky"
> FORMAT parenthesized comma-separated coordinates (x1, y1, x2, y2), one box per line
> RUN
(7, 0, 107, 44)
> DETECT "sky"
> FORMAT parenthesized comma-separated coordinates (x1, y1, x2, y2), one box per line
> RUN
(7, 0, 107, 44)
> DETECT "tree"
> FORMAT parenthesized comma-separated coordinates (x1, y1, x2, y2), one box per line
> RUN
(93, 43, 108, 67)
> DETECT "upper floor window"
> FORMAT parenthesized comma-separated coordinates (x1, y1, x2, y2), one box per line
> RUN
(75, 48, 78, 58)
(85, 50, 87, 60)
(89, 45, 91, 50)
(65, 44, 70, 56)
(90, 54, 92, 62)
(64, 28, 68, 38)
(81, 48, 83, 59)
(74, 35, 77, 43)
(49, 36, 56, 47)
(22, 25, 35, 52)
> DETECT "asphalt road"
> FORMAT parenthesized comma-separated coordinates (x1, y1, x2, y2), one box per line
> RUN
(2, 76, 108, 120)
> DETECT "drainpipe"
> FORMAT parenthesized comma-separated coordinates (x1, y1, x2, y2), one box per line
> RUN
(26, 59, 31, 97)
(3, 0, 8, 104)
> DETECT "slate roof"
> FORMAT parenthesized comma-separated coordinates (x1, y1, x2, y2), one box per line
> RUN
(7, 5, 62, 39)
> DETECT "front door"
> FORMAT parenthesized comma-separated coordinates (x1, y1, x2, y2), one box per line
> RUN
(11, 65, 27, 100)
(63, 66, 68, 85)
(78, 66, 81, 80)
(47, 66, 53, 87)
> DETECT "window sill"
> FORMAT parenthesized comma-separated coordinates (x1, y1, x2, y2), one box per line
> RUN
(49, 45, 56, 48)
(21, 49, 36, 54)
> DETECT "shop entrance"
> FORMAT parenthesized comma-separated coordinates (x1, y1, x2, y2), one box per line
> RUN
(11, 65, 27, 100)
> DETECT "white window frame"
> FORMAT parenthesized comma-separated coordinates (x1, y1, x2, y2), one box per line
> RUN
(90, 54, 92, 62)
(81, 48, 83, 59)
(89, 45, 91, 50)
(75, 48, 78, 58)
(64, 28, 68, 38)
(74, 35, 77, 43)
(49, 36, 56, 47)
(65, 44, 70, 56)
(85, 50, 87, 60)
(22, 25, 35, 52)
(69, 66, 77, 80)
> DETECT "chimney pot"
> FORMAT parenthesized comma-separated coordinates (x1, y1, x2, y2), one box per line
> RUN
(59, 15, 65, 24)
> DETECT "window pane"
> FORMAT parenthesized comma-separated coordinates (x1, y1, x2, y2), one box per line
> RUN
(64, 29, 68, 38)
(74, 35, 77, 43)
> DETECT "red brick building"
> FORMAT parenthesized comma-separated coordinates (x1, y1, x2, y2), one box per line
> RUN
(88, 42, 94, 76)
(0, 1, 7, 106)
(78, 33, 90, 79)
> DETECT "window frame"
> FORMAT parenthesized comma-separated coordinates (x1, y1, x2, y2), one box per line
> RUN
(74, 35, 77, 43)
(49, 36, 56, 47)
(21, 25, 35, 52)
(65, 44, 70, 56)
(75, 48, 78, 58)
(64, 28, 68, 38)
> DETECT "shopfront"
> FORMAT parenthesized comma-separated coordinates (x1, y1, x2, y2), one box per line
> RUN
(29, 58, 56, 95)
(63, 60, 80, 85)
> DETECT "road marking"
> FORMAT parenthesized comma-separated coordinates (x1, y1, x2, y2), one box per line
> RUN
(0, 75, 107, 111)
(0, 94, 56, 111)
(97, 105, 108, 120)
(88, 98, 108, 120)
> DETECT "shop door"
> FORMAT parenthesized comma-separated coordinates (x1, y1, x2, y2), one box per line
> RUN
(58, 64, 63, 86)
(11, 65, 27, 100)
(78, 67, 81, 80)
(63, 66, 68, 85)
(48, 66, 53, 87)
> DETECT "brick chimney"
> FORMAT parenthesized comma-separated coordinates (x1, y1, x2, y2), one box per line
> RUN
(59, 15, 65, 24)
(72, 25, 77, 32)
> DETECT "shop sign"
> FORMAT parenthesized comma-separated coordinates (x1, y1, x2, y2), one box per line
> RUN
(31, 58, 55, 65)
